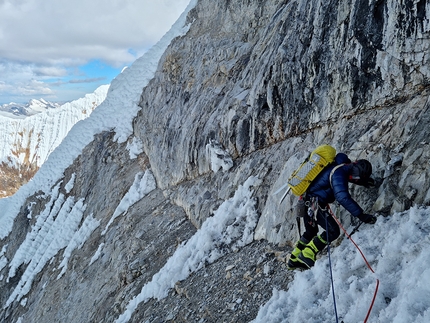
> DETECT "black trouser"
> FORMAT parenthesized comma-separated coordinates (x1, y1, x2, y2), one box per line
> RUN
(302, 204, 340, 243)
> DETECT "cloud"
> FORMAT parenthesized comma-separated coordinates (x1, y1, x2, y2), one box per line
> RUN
(33, 66, 68, 77)
(0, 79, 53, 97)
(68, 77, 106, 84)
(0, 60, 60, 101)
(0, 0, 190, 66)
(0, 0, 190, 103)
(18, 80, 54, 96)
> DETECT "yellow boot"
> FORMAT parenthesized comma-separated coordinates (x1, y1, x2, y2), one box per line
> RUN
(298, 235, 327, 269)
(287, 237, 310, 270)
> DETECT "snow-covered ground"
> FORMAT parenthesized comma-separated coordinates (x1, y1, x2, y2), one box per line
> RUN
(251, 206, 430, 323)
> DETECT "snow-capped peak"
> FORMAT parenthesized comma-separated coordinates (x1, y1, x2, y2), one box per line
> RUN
(0, 99, 60, 119)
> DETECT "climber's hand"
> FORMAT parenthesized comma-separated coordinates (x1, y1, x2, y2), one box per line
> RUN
(358, 213, 377, 224)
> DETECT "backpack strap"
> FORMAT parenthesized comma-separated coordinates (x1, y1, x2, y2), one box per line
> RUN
(329, 163, 345, 188)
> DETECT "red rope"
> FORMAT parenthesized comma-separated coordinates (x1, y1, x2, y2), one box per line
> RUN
(328, 206, 379, 323)
(364, 279, 380, 323)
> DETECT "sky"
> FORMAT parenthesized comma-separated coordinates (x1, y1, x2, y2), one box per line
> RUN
(0, 0, 190, 105)
(0, 0, 430, 320)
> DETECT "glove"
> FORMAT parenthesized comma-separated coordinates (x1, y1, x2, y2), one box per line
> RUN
(358, 213, 377, 224)
(364, 177, 383, 188)
(366, 178, 375, 187)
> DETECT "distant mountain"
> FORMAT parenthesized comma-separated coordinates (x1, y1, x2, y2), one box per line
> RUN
(0, 84, 109, 197)
(0, 99, 61, 119)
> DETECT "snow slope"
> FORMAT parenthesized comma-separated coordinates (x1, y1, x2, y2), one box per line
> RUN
(251, 206, 430, 323)
(0, 85, 108, 168)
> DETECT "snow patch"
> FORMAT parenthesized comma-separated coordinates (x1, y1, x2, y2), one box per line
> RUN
(89, 243, 105, 266)
(206, 139, 233, 173)
(102, 170, 156, 235)
(126, 137, 144, 159)
(57, 214, 100, 279)
(64, 173, 76, 193)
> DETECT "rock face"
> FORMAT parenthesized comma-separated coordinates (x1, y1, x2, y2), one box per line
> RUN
(1, 0, 429, 322)
(139, 0, 430, 241)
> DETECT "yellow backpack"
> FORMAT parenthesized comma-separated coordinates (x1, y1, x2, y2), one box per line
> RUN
(287, 145, 336, 196)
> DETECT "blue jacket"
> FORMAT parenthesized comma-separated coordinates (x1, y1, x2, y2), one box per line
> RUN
(307, 153, 363, 217)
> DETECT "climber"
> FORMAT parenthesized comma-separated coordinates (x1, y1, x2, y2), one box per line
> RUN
(287, 154, 377, 270)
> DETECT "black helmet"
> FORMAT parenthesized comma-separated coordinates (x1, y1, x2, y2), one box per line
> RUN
(351, 159, 372, 184)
